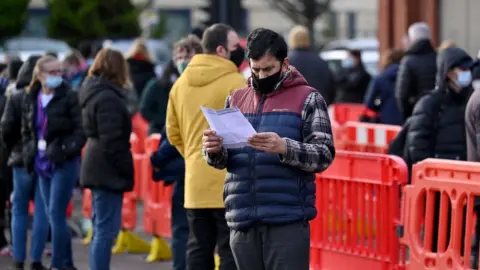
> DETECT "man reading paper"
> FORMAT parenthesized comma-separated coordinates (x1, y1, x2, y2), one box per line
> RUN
(202, 28, 335, 270)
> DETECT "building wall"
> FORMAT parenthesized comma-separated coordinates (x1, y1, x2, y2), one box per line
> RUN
(439, 0, 480, 56)
(243, 0, 377, 39)
(28, 0, 378, 41)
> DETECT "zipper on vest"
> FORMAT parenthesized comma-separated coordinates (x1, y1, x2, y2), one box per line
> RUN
(250, 94, 266, 222)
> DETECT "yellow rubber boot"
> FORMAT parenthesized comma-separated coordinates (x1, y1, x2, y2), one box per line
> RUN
(82, 226, 93, 245)
(112, 230, 151, 254)
(215, 254, 220, 270)
(145, 236, 172, 263)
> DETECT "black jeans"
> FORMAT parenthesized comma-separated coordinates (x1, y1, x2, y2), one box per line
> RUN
(186, 209, 235, 270)
(171, 183, 188, 270)
(230, 221, 310, 270)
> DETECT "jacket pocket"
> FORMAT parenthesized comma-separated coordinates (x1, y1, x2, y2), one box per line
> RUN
(46, 138, 67, 163)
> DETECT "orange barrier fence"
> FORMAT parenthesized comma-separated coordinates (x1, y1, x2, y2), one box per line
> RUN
(82, 124, 480, 269)
(336, 121, 402, 154)
(328, 103, 369, 125)
(310, 150, 408, 270)
(401, 159, 480, 269)
(132, 113, 149, 153)
(142, 134, 173, 262)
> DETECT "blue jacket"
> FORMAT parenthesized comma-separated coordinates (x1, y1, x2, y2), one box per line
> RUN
(364, 64, 404, 125)
(150, 129, 185, 191)
(224, 69, 317, 231)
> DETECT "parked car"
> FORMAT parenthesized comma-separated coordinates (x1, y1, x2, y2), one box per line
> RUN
(320, 38, 380, 76)
(103, 39, 172, 76)
(0, 37, 72, 63)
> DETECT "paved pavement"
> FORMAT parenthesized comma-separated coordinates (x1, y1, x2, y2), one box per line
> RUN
(0, 191, 173, 270)
(0, 239, 173, 270)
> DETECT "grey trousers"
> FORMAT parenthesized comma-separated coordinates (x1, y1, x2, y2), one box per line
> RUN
(229, 221, 310, 270)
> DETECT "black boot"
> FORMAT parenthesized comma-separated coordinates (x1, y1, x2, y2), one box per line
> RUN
(30, 262, 47, 270)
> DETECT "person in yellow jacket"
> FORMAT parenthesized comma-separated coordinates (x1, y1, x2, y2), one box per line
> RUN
(166, 23, 247, 270)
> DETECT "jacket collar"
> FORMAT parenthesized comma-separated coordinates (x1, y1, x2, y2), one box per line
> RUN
(27, 81, 68, 101)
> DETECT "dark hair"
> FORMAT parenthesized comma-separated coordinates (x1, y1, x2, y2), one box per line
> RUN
(202, 23, 234, 54)
(246, 28, 288, 62)
(7, 60, 23, 81)
(348, 49, 362, 60)
(191, 26, 205, 40)
(16, 55, 42, 88)
(45, 51, 58, 58)
(64, 49, 84, 66)
(159, 59, 179, 87)
(78, 41, 93, 59)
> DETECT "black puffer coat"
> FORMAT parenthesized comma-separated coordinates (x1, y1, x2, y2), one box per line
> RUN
(0, 57, 39, 167)
(21, 82, 85, 173)
(78, 77, 134, 192)
(127, 58, 156, 98)
(395, 39, 437, 119)
(405, 47, 473, 165)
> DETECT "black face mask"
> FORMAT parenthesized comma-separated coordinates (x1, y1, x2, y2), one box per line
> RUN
(252, 69, 282, 94)
(229, 46, 245, 68)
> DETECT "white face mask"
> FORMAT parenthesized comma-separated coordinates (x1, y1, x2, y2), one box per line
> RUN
(455, 70, 472, 88)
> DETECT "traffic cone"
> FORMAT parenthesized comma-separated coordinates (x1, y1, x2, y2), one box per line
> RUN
(112, 230, 151, 254)
(145, 236, 172, 263)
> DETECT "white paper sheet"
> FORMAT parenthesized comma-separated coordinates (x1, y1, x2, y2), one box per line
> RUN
(201, 106, 257, 148)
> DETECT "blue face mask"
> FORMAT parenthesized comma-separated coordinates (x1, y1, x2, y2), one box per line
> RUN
(342, 58, 354, 68)
(456, 70, 472, 88)
(45, 75, 63, 89)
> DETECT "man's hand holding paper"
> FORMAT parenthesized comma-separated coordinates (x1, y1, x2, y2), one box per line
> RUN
(201, 106, 257, 149)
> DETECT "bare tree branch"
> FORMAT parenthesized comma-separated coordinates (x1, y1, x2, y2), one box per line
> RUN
(265, 0, 333, 46)
(265, 0, 305, 24)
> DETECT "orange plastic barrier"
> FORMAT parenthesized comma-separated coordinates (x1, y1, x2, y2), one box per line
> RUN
(143, 134, 173, 239)
(401, 159, 480, 269)
(141, 134, 162, 201)
(338, 121, 401, 154)
(328, 103, 368, 125)
(310, 150, 408, 270)
(132, 113, 148, 153)
(120, 133, 142, 231)
(82, 189, 92, 219)
(131, 133, 145, 199)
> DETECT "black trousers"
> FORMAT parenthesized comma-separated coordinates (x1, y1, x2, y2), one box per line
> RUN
(186, 209, 235, 270)
(230, 221, 310, 270)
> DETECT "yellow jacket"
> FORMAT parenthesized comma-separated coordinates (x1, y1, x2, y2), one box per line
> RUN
(166, 54, 247, 209)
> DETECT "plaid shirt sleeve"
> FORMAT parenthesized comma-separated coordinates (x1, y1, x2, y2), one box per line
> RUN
(202, 96, 231, 170)
(279, 91, 335, 173)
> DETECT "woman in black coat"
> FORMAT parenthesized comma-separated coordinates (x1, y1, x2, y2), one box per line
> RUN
(1, 55, 52, 270)
(78, 48, 134, 270)
(21, 55, 85, 270)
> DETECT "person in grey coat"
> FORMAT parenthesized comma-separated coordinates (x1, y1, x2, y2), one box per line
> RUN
(287, 25, 336, 105)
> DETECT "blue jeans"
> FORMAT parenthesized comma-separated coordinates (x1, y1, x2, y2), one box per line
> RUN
(38, 158, 79, 268)
(89, 189, 123, 270)
(11, 167, 49, 263)
(171, 182, 188, 270)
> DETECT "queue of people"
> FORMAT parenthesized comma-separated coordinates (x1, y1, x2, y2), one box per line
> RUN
(1, 18, 480, 270)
